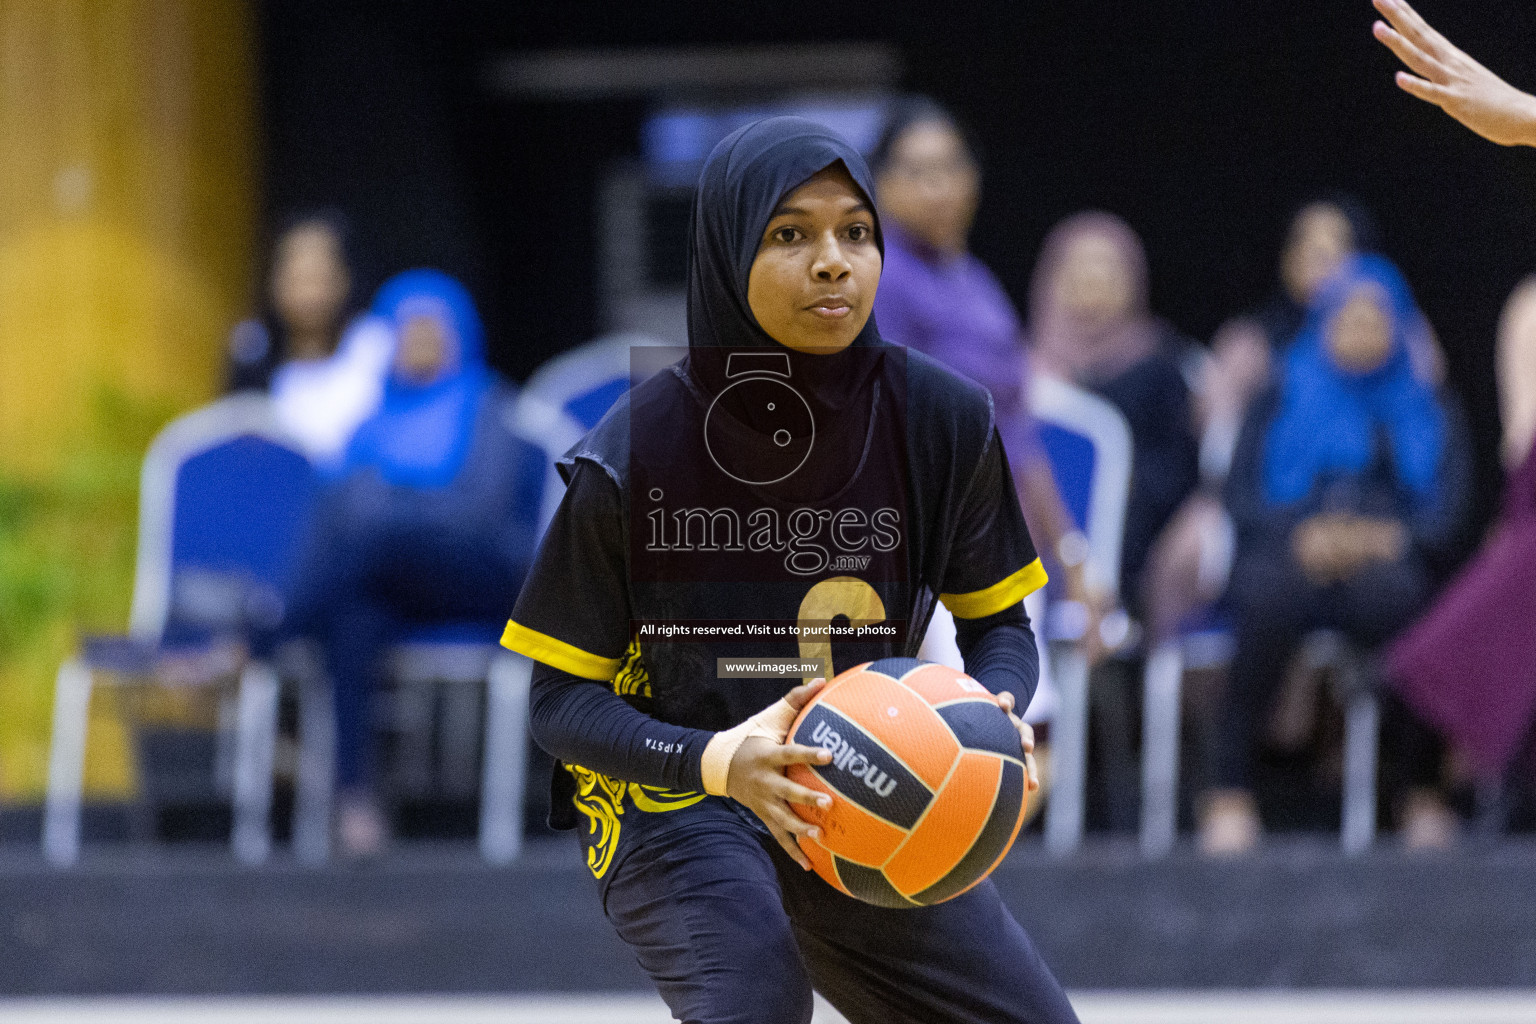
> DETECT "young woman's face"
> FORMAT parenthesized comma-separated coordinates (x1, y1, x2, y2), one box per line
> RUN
(1327, 284, 1393, 374)
(874, 120, 979, 256)
(747, 165, 882, 355)
(270, 223, 350, 353)
(1050, 231, 1136, 327)
(1281, 203, 1355, 306)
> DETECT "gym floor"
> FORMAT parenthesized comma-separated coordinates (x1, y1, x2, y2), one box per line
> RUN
(4, 993, 1536, 1024)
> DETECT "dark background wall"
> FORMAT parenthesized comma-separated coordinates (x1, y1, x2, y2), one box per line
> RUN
(256, 0, 1536, 515)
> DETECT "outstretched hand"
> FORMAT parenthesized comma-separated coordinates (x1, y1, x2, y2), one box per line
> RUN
(1372, 0, 1536, 147)
(725, 678, 833, 870)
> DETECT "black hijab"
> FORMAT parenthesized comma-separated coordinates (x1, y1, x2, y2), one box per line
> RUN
(684, 116, 889, 432)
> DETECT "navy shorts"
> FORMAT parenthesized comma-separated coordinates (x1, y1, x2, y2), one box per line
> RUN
(598, 803, 1080, 1024)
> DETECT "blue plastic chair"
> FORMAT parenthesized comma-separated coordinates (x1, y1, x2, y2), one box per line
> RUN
(1027, 374, 1133, 857)
(43, 394, 319, 866)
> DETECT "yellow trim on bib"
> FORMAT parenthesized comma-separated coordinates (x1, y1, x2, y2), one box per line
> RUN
(939, 557, 1049, 619)
(501, 620, 623, 681)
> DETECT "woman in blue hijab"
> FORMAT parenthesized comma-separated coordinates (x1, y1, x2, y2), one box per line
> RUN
(343, 269, 492, 487)
(1201, 254, 1471, 855)
(287, 269, 546, 858)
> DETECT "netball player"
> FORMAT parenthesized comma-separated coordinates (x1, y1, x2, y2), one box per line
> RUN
(1373, 0, 1536, 147)
(501, 117, 1079, 1023)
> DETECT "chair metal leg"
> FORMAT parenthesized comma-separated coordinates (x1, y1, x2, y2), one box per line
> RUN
(1140, 641, 1184, 859)
(43, 659, 94, 867)
(231, 661, 280, 865)
(293, 676, 335, 865)
(1045, 643, 1090, 858)
(1342, 691, 1379, 857)
(480, 653, 531, 865)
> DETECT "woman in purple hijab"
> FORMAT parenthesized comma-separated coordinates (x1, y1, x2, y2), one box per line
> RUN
(872, 97, 1111, 664)
(871, 98, 1027, 413)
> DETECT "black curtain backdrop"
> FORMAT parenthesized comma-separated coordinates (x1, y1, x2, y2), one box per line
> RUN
(257, 0, 1536, 521)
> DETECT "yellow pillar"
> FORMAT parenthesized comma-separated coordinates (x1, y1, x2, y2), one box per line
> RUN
(0, 0, 257, 476)
(0, 0, 258, 801)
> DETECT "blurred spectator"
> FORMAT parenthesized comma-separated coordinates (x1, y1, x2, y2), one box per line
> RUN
(1201, 199, 1374, 470)
(285, 269, 546, 857)
(1259, 199, 1375, 352)
(870, 96, 1017, 412)
(1028, 211, 1201, 614)
(1203, 254, 1472, 855)
(1386, 276, 1536, 820)
(871, 97, 1111, 666)
(1497, 276, 1536, 467)
(225, 211, 395, 468)
(1142, 198, 1370, 644)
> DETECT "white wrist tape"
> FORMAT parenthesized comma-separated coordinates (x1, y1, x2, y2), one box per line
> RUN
(700, 697, 801, 797)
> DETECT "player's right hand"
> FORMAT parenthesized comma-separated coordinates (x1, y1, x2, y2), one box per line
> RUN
(725, 680, 835, 871)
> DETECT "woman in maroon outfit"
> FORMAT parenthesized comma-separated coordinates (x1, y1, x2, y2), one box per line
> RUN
(1388, 293, 1536, 792)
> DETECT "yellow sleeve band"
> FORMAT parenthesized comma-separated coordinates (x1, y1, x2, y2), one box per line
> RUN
(501, 620, 623, 681)
(939, 557, 1049, 619)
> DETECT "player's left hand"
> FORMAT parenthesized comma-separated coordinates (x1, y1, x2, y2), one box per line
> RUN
(993, 690, 1041, 794)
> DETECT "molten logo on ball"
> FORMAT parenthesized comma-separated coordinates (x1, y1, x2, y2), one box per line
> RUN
(810, 718, 898, 798)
